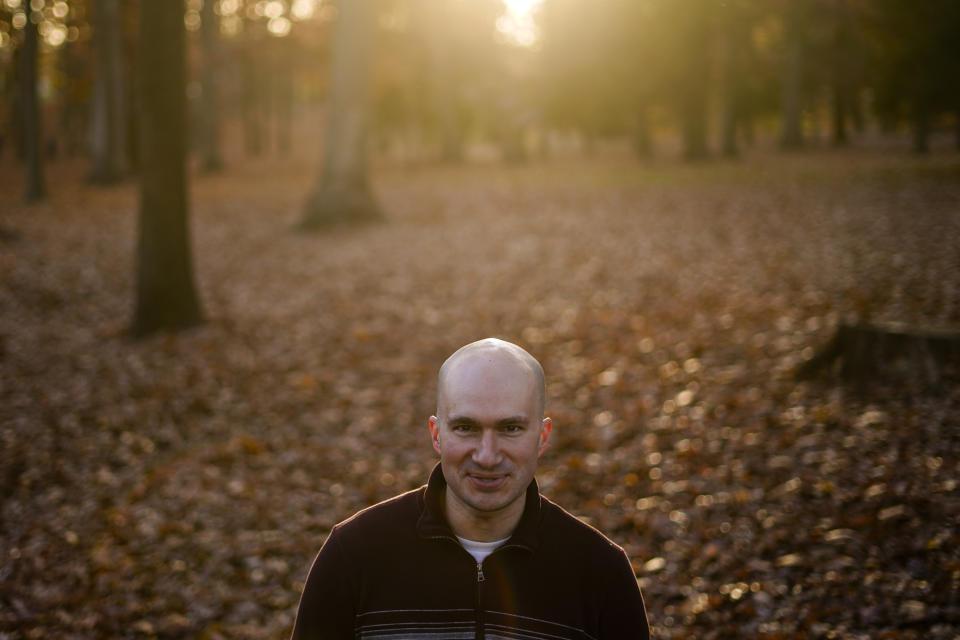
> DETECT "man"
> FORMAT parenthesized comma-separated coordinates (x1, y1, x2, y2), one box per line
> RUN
(291, 338, 650, 639)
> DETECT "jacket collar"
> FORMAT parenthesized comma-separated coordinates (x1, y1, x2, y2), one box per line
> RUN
(417, 462, 542, 552)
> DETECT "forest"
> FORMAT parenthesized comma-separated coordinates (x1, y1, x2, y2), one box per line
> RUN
(2, 0, 960, 639)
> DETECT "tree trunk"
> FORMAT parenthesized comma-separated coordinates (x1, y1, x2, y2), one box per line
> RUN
(59, 37, 88, 156)
(720, 101, 738, 157)
(88, 0, 129, 183)
(21, 12, 46, 202)
(831, 85, 849, 146)
(717, 17, 739, 158)
(798, 322, 960, 392)
(955, 108, 960, 152)
(912, 99, 930, 154)
(240, 13, 265, 158)
(200, 0, 224, 172)
(679, 2, 710, 161)
(741, 111, 756, 147)
(681, 95, 709, 160)
(422, 0, 463, 163)
(830, 0, 850, 147)
(241, 45, 264, 157)
(132, 0, 204, 337)
(499, 120, 527, 163)
(276, 62, 294, 156)
(632, 106, 652, 158)
(300, 0, 381, 229)
(780, 5, 804, 150)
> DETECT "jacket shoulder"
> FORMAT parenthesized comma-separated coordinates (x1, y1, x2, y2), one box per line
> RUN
(539, 494, 629, 560)
(333, 484, 425, 538)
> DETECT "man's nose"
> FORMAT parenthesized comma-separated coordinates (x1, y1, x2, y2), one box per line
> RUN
(473, 430, 500, 467)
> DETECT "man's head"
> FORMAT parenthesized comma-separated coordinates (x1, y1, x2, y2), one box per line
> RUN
(429, 339, 551, 536)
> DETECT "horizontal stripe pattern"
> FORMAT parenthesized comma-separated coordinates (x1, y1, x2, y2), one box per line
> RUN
(355, 608, 594, 640)
(359, 629, 473, 640)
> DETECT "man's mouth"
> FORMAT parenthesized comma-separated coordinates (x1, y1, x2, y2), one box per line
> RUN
(467, 473, 508, 490)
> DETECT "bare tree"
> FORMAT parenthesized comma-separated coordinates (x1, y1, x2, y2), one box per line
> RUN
(830, 0, 852, 147)
(300, 0, 381, 229)
(780, 3, 805, 150)
(200, 0, 224, 171)
(88, 0, 129, 183)
(132, 0, 204, 336)
(21, 8, 45, 202)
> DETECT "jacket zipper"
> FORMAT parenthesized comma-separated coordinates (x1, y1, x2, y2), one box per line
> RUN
(425, 535, 529, 639)
(476, 560, 484, 639)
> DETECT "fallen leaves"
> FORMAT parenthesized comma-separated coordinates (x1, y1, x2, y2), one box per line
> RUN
(1, 150, 959, 639)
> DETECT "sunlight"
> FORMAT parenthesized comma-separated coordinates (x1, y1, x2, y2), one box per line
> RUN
(290, 0, 316, 21)
(497, 0, 542, 47)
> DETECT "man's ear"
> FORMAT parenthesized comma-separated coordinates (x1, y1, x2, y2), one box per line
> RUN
(429, 416, 441, 454)
(537, 417, 552, 456)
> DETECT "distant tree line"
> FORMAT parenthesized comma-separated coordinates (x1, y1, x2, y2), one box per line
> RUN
(1, 0, 958, 334)
(537, 0, 960, 158)
(3, 0, 959, 181)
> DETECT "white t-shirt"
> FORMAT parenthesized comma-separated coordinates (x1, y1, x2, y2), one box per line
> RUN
(455, 536, 509, 564)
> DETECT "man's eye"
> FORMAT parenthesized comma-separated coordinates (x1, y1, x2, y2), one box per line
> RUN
(452, 424, 475, 433)
(502, 425, 523, 433)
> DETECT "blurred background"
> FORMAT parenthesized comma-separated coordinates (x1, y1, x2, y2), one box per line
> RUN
(1, 1, 959, 639)
(2, 0, 960, 171)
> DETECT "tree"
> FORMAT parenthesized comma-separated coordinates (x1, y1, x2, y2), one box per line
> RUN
(419, 0, 464, 162)
(240, 8, 266, 158)
(300, 0, 381, 229)
(779, 2, 806, 149)
(717, 0, 762, 157)
(132, 0, 204, 337)
(272, 37, 296, 157)
(21, 6, 46, 201)
(829, 0, 853, 146)
(88, 0, 129, 183)
(868, 0, 960, 154)
(674, 0, 711, 161)
(200, 0, 224, 171)
(539, 0, 635, 152)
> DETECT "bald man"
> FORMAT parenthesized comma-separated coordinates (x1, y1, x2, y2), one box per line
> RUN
(292, 339, 650, 639)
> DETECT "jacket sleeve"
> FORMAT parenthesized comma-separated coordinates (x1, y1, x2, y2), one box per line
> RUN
(290, 527, 356, 640)
(599, 548, 650, 640)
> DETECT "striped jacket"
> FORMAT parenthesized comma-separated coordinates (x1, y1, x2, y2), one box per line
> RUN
(291, 464, 650, 640)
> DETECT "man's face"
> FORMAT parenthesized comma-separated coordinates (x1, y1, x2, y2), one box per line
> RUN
(429, 352, 551, 522)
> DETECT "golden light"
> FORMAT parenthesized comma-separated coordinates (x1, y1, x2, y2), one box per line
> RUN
(290, 0, 316, 21)
(217, 0, 240, 16)
(184, 9, 201, 31)
(267, 16, 291, 37)
(46, 23, 66, 46)
(264, 0, 284, 19)
(497, 0, 541, 47)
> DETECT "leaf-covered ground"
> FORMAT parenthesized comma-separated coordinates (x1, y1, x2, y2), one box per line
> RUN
(1, 150, 959, 640)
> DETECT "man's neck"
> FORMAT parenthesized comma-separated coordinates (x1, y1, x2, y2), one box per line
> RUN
(443, 489, 524, 542)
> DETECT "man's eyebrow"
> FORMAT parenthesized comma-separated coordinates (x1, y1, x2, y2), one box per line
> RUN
(445, 415, 529, 425)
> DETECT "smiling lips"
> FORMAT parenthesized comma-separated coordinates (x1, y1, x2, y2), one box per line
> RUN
(467, 472, 509, 490)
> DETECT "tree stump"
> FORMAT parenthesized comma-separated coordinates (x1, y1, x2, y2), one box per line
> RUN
(797, 322, 960, 390)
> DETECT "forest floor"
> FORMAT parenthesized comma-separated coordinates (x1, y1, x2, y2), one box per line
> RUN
(1, 148, 959, 640)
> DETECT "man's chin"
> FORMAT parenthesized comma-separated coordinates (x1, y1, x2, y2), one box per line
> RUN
(462, 488, 521, 514)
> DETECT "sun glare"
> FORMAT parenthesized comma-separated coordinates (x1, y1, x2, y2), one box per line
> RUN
(497, 0, 542, 47)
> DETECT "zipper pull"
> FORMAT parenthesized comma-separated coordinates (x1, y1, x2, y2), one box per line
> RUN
(477, 563, 485, 582)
